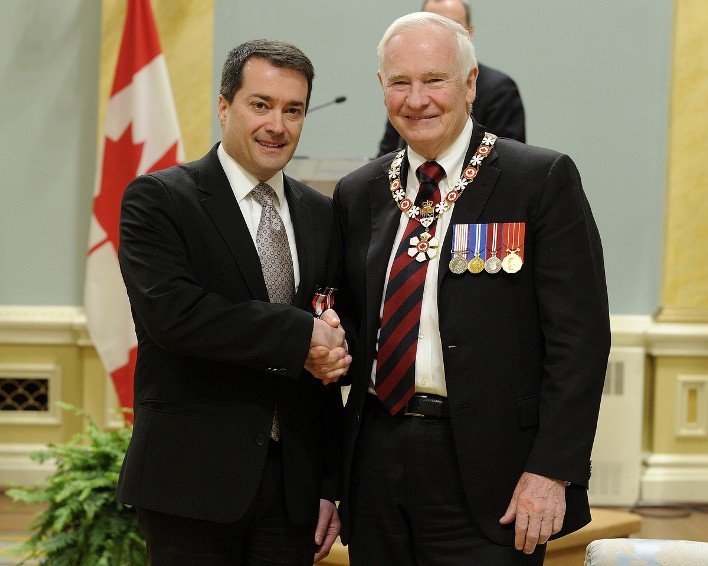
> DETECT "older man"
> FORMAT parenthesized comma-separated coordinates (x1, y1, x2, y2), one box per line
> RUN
(333, 12, 610, 565)
(375, 0, 525, 157)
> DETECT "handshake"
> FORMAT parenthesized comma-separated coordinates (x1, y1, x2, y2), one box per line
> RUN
(306, 309, 351, 384)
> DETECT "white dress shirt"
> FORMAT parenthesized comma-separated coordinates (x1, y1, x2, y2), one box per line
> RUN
(217, 143, 301, 291)
(373, 118, 474, 397)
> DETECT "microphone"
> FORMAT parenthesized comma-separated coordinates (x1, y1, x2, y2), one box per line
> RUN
(308, 96, 347, 113)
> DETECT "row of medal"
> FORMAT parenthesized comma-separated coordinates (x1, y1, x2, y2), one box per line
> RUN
(449, 222, 526, 274)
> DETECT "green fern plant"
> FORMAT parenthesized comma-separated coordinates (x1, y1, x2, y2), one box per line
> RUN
(6, 402, 147, 565)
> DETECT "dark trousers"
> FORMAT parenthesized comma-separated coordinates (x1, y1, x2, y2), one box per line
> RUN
(347, 394, 546, 566)
(136, 441, 315, 566)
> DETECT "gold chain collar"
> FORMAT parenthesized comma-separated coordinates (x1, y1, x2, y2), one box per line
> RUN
(387, 132, 498, 224)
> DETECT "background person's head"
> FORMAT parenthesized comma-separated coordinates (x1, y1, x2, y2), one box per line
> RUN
(421, 0, 473, 34)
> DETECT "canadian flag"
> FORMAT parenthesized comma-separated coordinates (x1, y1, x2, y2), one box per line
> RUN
(84, 0, 184, 419)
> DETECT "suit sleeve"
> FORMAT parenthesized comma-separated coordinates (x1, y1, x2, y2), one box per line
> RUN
(119, 173, 313, 378)
(524, 154, 610, 487)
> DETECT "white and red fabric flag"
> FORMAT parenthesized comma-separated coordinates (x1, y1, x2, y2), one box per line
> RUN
(84, 0, 184, 419)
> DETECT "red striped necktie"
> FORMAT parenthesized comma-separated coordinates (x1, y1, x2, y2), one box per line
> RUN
(375, 160, 445, 415)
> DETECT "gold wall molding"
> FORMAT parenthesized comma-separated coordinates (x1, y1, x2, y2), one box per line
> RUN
(3, 309, 706, 356)
(0, 306, 88, 346)
(642, 453, 708, 503)
(608, 315, 708, 356)
(655, 307, 708, 324)
(0, 444, 57, 486)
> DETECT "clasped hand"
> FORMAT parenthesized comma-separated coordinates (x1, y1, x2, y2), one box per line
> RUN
(306, 309, 351, 384)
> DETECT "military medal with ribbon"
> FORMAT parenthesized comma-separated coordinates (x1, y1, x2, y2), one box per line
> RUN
(448, 223, 470, 274)
(485, 222, 503, 274)
(448, 221, 526, 275)
(501, 222, 525, 273)
(467, 223, 487, 274)
(389, 133, 498, 263)
(312, 286, 337, 317)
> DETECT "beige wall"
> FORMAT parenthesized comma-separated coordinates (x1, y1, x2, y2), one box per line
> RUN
(659, 0, 708, 322)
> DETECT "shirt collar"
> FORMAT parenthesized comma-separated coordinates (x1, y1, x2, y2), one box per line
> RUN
(406, 118, 474, 191)
(217, 143, 286, 206)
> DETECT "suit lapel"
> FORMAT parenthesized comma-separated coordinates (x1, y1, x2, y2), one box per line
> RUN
(438, 123, 501, 287)
(366, 157, 402, 338)
(284, 176, 314, 309)
(198, 144, 269, 301)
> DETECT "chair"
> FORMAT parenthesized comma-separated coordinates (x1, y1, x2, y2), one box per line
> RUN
(584, 538, 708, 565)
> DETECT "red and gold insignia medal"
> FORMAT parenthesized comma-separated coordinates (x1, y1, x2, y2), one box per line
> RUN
(501, 222, 525, 273)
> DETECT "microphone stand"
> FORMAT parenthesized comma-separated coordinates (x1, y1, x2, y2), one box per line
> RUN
(308, 96, 347, 113)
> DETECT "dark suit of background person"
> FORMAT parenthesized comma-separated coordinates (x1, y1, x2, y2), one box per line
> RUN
(376, 0, 525, 158)
(116, 40, 347, 565)
(333, 13, 610, 566)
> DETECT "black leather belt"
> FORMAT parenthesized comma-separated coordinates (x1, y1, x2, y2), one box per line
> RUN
(403, 394, 449, 418)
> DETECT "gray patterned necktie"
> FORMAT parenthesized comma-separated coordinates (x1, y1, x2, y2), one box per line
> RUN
(251, 182, 294, 441)
(251, 182, 295, 305)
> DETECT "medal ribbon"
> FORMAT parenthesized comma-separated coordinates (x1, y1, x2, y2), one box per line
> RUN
(470, 223, 487, 261)
(312, 286, 337, 317)
(502, 222, 526, 260)
(451, 223, 469, 258)
(487, 222, 502, 258)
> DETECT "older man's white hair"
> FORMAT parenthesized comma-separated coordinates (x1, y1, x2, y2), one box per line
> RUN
(377, 12, 477, 79)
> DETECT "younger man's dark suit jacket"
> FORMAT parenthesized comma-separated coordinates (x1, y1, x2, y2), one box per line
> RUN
(335, 122, 610, 546)
(116, 143, 342, 527)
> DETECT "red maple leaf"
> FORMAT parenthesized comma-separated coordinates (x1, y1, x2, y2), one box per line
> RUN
(91, 124, 179, 256)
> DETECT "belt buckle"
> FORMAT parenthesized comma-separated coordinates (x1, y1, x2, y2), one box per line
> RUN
(403, 410, 426, 417)
(403, 395, 427, 417)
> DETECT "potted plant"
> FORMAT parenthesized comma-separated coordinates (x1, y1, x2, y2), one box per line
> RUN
(6, 403, 146, 565)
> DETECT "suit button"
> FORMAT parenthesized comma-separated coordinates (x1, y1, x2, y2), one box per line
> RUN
(255, 433, 266, 446)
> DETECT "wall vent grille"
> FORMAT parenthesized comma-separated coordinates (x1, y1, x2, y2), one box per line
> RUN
(588, 347, 644, 506)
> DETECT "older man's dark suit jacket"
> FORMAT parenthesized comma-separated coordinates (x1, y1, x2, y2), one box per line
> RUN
(116, 143, 342, 526)
(376, 62, 526, 156)
(335, 123, 610, 546)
